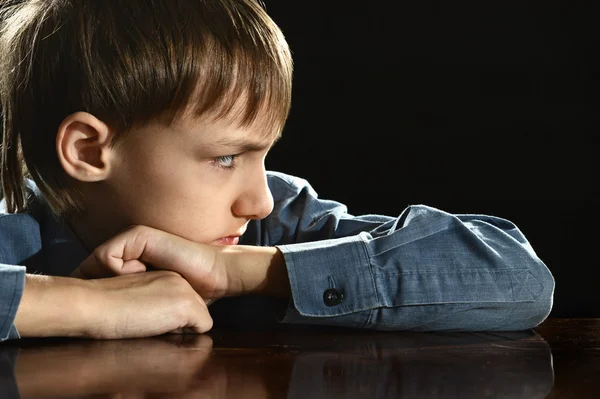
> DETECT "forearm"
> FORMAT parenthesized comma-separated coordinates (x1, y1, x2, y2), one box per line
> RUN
(220, 245, 290, 299)
(272, 206, 554, 331)
(13, 274, 88, 338)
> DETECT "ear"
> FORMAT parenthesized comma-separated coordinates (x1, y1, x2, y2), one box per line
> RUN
(56, 112, 115, 182)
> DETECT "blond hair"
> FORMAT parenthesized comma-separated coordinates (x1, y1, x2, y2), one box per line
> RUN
(0, 0, 293, 215)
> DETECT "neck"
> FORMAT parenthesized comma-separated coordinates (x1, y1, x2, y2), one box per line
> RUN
(67, 208, 126, 253)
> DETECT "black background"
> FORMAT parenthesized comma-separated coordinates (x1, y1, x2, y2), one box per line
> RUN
(263, 0, 599, 317)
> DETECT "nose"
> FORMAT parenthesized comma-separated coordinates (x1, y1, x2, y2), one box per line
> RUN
(232, 167, 274, 220)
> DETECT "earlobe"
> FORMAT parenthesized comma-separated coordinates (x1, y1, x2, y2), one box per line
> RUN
(56, 112, 114, 183)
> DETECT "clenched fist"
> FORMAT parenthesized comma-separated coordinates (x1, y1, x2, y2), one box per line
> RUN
(71, 225, 230, 304)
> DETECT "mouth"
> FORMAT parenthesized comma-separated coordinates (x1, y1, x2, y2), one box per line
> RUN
(213, 223, 247, 246)
(214, 236, 241, 245)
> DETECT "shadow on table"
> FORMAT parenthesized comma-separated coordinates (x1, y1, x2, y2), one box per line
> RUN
(0, 328, 554, 399)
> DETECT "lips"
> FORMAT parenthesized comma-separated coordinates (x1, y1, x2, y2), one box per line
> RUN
(215, 236, 240, 245)
(214, 224, 247, 246)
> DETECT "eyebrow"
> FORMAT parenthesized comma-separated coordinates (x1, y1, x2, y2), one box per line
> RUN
(209, 131, 282, 152)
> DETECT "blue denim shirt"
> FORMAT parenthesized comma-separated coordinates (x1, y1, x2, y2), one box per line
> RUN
(0, 171, 555, 341)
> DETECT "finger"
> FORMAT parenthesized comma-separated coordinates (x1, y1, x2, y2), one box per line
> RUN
(168, 327, 204, 335)
(77, 249, 147, 279)
(121, 259, 148, 274)
(76, 227, 150, 279)
(76, 251, 119, 279)
(185, 294, 214, 334)
(167, 300, 212, 335)
(175, 315, 213, 334)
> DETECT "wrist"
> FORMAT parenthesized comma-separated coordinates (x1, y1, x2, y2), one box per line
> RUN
(218, 245, 290, 298)
(14, 275, 90, 338)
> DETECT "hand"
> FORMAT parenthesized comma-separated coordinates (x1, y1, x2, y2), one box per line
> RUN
(71, 225, 291, 303)
(71, 225, 230, 303)
(14, 271, 213, 339)
(84, 271, 213, 338)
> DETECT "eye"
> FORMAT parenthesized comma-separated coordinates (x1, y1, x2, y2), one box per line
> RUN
(212, 154, 238, 170)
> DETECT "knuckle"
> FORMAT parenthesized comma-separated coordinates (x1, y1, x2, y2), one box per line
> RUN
(152, 274, 212, 331)
(202, 316, 214, 332)
(173, 294, 198, 318)
(93, 246, 112, 266)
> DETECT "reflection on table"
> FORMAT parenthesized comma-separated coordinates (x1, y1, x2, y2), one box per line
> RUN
(0, 326, 554, 399)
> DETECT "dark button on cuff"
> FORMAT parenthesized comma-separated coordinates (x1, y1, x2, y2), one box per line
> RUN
(323, 288, 344, 307)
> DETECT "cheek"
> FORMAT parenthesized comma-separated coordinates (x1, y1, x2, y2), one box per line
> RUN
(116, 171, 234, 243)
(115, 145, 200, 207)
(152, 208, 224, 244)
(111, 142, 239, 242)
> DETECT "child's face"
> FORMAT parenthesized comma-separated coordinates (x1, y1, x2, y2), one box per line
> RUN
(100, 110, 278, 246)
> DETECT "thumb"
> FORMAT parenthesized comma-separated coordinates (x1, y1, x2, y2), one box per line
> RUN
(73, 253, 147, 279)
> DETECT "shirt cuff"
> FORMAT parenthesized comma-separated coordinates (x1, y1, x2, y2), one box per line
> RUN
(0, 264, 26, 341)
(276, 233, 379, 325)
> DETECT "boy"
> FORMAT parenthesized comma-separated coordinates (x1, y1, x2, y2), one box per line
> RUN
(0, 0, 554, 341)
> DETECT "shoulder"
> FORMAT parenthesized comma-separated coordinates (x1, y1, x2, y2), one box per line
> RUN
(266, 170, 317, 199)
(0, 180, 44, 265)
(0, 178, 47, 233)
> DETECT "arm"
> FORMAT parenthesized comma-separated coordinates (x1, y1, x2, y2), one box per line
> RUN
(12, 273, 87, 338)
(237, 171, 555, 331)
(1, 193, 213, 341)
(70, 172, 555, 332)
(0, 264, 25, 341)
(1, 268, 212, 342)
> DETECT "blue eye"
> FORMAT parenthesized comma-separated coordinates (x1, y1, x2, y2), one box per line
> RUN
(214, 154, 238, 170)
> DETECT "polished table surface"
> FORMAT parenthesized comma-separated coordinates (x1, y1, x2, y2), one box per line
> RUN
(0, 317, 598, 398)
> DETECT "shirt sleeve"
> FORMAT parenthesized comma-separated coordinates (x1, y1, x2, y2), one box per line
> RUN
(0, 210, 43, 342)
(0, 264, 25, 341)
(257, 172, 555, 332)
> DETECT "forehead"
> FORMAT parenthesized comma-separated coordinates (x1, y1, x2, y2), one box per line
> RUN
(175, 106, 283, 151)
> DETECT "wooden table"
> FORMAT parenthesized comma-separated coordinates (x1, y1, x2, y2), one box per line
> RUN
(0, 317, 597, 398)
